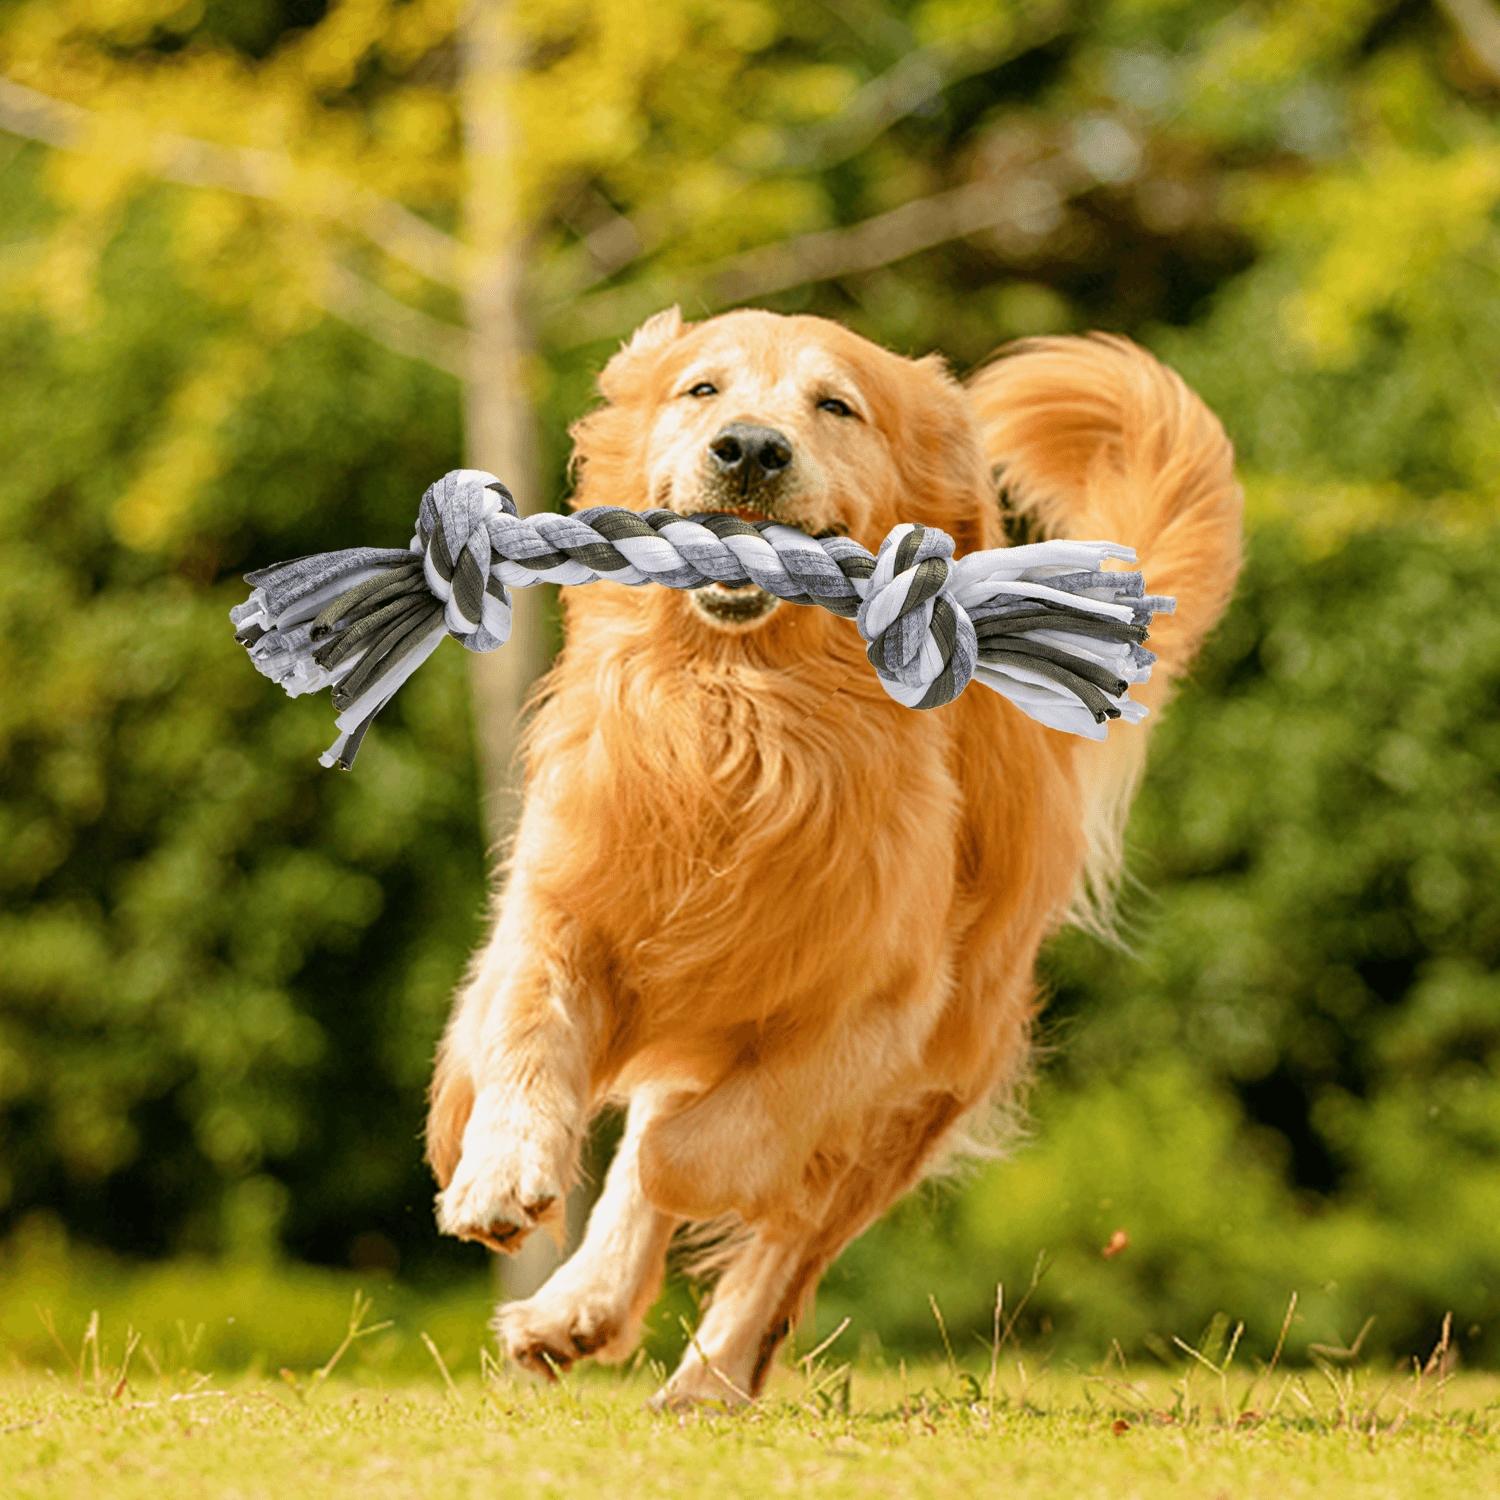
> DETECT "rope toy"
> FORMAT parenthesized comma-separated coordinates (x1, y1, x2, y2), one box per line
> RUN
(231, 468, 1173, 769)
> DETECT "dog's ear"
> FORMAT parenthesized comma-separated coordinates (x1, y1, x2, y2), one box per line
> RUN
(598, 305, 687, 401)
(899, 353, 997, 550)
(570, 306, 688, 498)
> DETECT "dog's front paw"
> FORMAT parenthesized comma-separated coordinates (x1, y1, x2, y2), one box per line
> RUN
(436, 1168, 561, 1254)
(435, 1094, 572, 1254)
(497, 1282, 632, 1377)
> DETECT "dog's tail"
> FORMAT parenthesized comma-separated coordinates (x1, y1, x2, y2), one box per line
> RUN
(965, 335, 1243, 930)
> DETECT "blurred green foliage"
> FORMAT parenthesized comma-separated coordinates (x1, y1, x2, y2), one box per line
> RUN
(0, 165, 486, 1272)
(1, 0, 1497, 1366)
(827, 523, 1500, 1364)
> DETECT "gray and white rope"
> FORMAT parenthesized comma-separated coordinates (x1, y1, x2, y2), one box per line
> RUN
(231, 468, 1173, 769)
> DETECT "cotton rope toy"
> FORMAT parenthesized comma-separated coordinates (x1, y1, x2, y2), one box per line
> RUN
(231, 468, 1174, 770)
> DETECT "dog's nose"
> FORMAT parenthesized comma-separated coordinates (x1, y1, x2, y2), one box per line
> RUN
(708, 423, 793, 480)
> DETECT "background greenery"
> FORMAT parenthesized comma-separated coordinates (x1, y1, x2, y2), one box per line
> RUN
(1, 0, 1496, 1374)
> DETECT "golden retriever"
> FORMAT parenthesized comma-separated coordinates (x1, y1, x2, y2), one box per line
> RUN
(425, 308, 1242, 1407)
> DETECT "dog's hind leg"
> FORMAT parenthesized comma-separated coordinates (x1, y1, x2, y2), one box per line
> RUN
(497, 1094, 678, 1376)
(430, 880, 606, 1255)
(650, 1090, 968, 1410)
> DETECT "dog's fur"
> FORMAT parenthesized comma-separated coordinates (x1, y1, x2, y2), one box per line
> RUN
(426, 309, 1242, 1407)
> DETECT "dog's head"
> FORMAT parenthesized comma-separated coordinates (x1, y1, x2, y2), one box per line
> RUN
(569, 308, 994, 632)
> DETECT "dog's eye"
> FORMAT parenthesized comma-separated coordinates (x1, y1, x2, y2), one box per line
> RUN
(685, 381, 718, 399)
(817, 396, 855, 418)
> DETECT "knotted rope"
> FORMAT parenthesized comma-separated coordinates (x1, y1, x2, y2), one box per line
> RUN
(231, 469, 1173, 769)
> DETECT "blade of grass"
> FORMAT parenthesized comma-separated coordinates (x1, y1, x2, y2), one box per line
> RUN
(420, 1332, 460, 1404)
(928, 1295, 958, 1383)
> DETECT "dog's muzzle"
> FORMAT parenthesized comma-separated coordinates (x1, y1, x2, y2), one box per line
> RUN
(690, 578, 780, 627)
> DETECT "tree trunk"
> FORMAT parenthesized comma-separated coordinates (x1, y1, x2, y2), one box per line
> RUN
(459, 0, 572, 1300)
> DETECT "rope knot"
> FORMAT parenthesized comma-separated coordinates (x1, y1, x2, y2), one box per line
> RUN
(857, 524, 977, 709)
(414, 468, 517, 652)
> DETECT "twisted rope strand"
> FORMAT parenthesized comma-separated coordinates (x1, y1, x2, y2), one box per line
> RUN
(231, 469, 1173, 769)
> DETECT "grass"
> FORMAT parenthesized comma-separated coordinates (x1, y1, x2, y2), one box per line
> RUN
(2, 1295, 1496, 1499)
(0, 1240, 498, 1379)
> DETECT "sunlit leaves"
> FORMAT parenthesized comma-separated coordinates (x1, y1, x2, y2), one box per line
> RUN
(112, 335, 272, 551)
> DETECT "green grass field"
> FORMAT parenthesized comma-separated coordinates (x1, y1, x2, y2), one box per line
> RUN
(3, 1300, 1495, 1500)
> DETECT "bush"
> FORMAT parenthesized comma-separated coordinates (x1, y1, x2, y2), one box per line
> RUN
(0, 181, 486, 1274)
(828, 519, 1500, 1365)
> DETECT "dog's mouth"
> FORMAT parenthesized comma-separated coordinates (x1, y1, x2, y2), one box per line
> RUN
(685, 503, 782, 629)
(692, 577, 780, 626)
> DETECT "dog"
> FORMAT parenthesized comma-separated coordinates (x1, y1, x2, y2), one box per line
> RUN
(425, 308, 1242, 1407)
